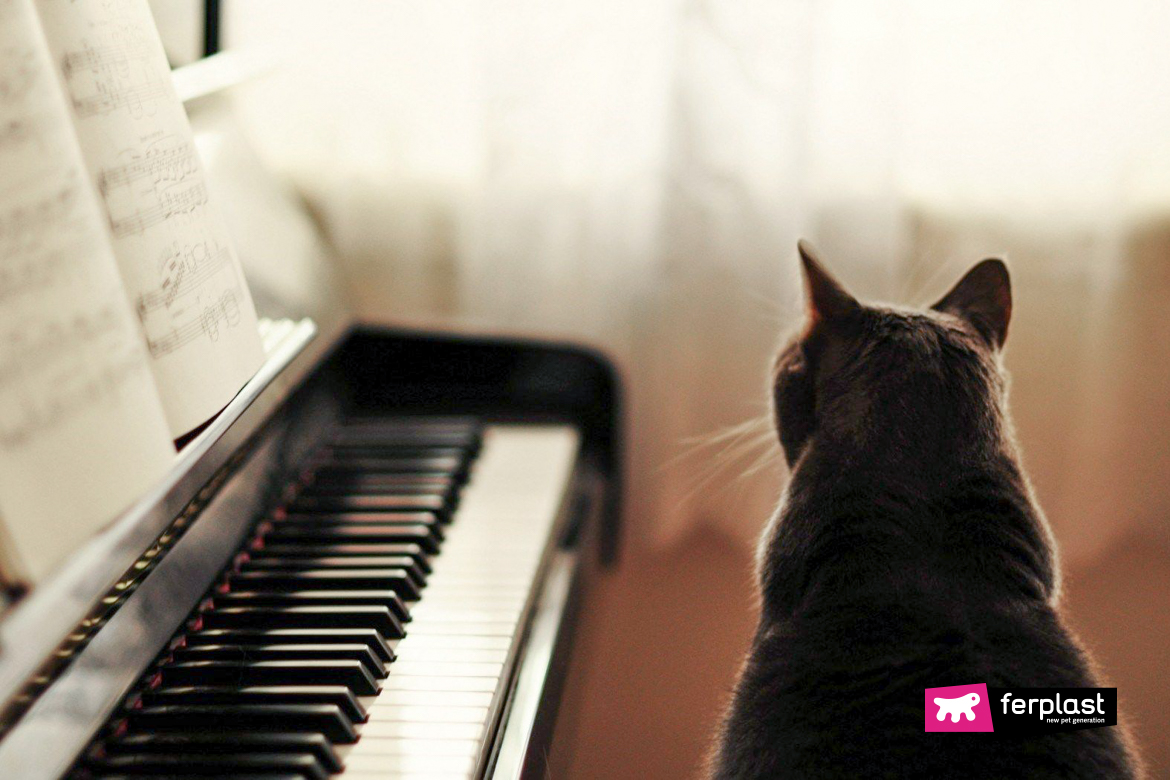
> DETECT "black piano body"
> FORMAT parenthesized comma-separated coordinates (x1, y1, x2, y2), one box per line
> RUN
(0, 323, 622, 779)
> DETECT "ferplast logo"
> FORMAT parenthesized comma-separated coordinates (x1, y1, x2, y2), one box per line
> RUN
(925, 684, 994, 732)
(925, 685, 1119, 734)
(999, 691, 1108, 725)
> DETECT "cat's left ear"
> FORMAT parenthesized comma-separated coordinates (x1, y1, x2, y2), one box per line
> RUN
(798, 239, 859, 328)
(932, 259, 1012, 349)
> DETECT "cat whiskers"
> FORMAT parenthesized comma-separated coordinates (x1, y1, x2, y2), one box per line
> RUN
(661, 415, 770, 471)
(665, 414, 781, 511)
(736, 430, 784, 482)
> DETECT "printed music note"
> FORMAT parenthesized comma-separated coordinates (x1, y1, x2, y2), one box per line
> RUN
(35, 0, 265, 435)
(144, 290, 241, 358)
(134, 240, 231, 315)
(59, 27, 165, 120)
(0, 0, 176, 583)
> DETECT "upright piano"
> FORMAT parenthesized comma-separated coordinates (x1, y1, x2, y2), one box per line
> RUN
(0, 52, 622, 780)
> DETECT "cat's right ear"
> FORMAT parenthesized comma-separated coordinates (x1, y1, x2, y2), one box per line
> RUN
(931, 259, 1012, 349)
(798, 240, 859, 330)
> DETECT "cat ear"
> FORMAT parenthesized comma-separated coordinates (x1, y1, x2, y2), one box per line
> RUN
(931, 259, 1012, 349)
(798, 239, 859, 327)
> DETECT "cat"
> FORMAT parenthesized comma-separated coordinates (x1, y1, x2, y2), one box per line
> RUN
(710, 242, 1138, 779)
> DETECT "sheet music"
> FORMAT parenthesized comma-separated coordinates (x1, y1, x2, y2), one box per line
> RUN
(35, 0, 265, 436)
(0, 0, 175, 583)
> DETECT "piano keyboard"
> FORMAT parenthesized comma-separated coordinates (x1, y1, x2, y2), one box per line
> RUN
(77, 419, 579, 780)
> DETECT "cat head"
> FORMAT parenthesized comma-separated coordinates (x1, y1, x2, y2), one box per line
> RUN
(773, 241, 1012, 469)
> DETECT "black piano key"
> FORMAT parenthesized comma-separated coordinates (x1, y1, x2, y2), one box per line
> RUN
(229, 569, 423, 600)
(86, 751, 329, 780)
(252, 543, 430, 572)
(288, 494, 450, 516)
(161, 660, 379, 696)
(78, 412, 494, 777)
(311, 453, 465, 473)
(320, 445, 468, 461)
(184, 629, 394, 663)
(125, 703, 358, 743)
(330, 431, 480, 449)
(262, 523, 441, 554)
(331, 425, 481, 450)
(105, 732, 343, 773)
(277, 512, 446, 538)
(141, 685, 368, 722)
(308, 457, 467, 481)
(337, 414, 480, 430)
(303, 470, 465, 492)
(212, 590, 411, 621)
(301, 473, 456, 495)
(89, 775, 306, 780)
(240, 556, 427, 586)
(199, 606, 405, 639)
(263, 523, 441, 554)
(171, 643, 385, 678)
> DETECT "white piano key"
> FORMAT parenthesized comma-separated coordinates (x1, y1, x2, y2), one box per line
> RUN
(360, 721, 484, 740)
(389, 661, 503, 678)
(343, 754, 475, 774)
(337, 426, 579, 779)
(405, 609, 521, 624)
(348, 776, 467, 780)
(407, 589, 528, 601)
(377, 690, 494, 708)
(398, 622, 517, 637)
(391, 648, 507, 664)
(343, 737, 480, 757)
(367, 705, 489, 724)
(422, 566, 533, 575)
(402, 606, 524, 622)
(390, 635, 511, 651)
(383, 676, 498, 692)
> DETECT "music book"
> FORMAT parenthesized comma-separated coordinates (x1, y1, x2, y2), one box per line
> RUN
(0, 0, 265, 587)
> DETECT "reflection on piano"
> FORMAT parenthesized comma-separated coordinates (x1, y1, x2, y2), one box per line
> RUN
(89, 417, 580, 779)
(0, 48, 622, 780)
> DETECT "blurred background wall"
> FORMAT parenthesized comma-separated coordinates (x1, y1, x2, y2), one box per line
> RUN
(223, 1, 1170, 775)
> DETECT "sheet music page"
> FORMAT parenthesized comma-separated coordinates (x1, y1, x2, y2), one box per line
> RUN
(0, 0, 175, 584)
(35, 0, 266, 437)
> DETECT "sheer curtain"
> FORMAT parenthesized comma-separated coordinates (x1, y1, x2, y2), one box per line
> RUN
(227, 0, 1170, 561)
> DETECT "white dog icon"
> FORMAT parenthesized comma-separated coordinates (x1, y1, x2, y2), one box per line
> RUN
(934, 692, 980, 723)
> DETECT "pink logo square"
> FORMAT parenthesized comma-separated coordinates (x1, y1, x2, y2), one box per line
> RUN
(925, 683, 994, 732)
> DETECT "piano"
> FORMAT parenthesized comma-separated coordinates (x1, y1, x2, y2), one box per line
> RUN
(0, 49, 622, 780)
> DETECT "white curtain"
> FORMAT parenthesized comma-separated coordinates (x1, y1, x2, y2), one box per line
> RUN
(227, 0, 1170, 561)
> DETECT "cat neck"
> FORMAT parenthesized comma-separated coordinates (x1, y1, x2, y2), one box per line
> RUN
(758, 434, 1057, 623)
(806, 396, 1013, 492)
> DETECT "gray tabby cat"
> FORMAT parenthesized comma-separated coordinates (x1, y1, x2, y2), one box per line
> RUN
(711, 243, 1137, 779)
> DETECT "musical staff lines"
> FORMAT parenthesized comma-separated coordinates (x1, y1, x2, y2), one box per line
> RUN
(33, 0, 265, 434)
(0, 304, 149, 447)
(0, 0, 171, 460)
(97, 139, 197, 191)
(60, 37, 153, 76)
(60, 29, 168, 120)
(144, 289, 241, 358)
(135, 240, 231, 315)
(106, 179, 206, 238)
(96, 135, 208, 238)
